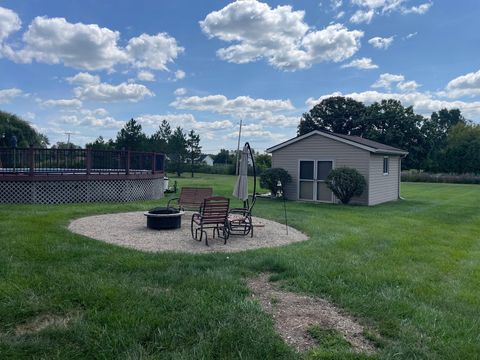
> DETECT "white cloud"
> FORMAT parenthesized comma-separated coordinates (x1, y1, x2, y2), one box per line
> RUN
(174, 88, 187, 96)
(331, 0, 343, 10)
(42, 98, 83, 108)
(66, 72, 101, 86)
(397, 80, 420, 92)
(350, 9, 374, 24)
(200, 0, 363, 70)
(2, 14, 183, 71)
(53, 113, 123, 129)
(171, 94, 294, 116)
(175, 70, 186, 80)
(405, 32, 417, 39)
(74, 81, 154, 102)
(368, 36, 394, 49)
(0, 88, 22, 103)
(137, 70, 156, 82)
(335, 11, 346, 19)
(0, 6, 21, 43)
(402, 2, 432, 14)
(126, 33, 184, 71)
(445, 69, 480, 98)
(255, 113, 300, 127)
(137, 113, 234, 133)
(372, 73, 405, 89)
(306, 90, 480, 120)
(341, 57, 378, 69)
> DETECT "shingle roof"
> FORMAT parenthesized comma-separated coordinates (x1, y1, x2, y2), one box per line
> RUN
(266, 130, 408, 155)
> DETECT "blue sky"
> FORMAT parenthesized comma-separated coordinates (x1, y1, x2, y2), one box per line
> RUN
(1, 0, 480, 153)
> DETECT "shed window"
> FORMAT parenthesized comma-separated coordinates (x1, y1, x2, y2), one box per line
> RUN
(383, 157, 389, 175)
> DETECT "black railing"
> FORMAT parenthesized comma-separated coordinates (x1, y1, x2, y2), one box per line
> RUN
(0, 147, 165, 175)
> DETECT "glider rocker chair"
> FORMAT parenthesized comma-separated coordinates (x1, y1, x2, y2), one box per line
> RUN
(191, 196, 230, 246)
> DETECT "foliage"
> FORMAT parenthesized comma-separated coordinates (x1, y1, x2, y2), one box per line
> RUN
(214, 149, 234, 165)
(260, 168, 292, 197)
(402, 170, 480, 184)
(326, 167, 366, 204)
(86, 136, 116, 150)
(115, 118, 147, 151)
(297, 96, 474, 172)
(443, 122, 480, 173)
(51, 141, 82, 149)
(298, 96, 368, 136)
(255, 153, 272, 174)
(0, 110, 49, 147)
(186, 129, 202, 178)
(148, 120, 171, 153)
(168, 126, 188, 176)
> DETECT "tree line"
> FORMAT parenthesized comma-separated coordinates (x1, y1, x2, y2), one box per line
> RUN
(298, 97, 480, 174)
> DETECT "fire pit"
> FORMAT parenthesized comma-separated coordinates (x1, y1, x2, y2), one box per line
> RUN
(144, 207, 184, 230)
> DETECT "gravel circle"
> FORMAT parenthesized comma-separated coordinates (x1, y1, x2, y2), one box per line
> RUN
(68, 211, 308, 253)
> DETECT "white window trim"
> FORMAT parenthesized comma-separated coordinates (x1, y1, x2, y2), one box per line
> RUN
(383, 156, 389, 176)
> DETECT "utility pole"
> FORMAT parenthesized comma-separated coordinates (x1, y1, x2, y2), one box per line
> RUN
(235, 118, 243, 175)
(65, 131, 72, 146)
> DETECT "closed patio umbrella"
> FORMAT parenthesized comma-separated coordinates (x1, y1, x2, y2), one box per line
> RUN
(233, 144, 249, 201)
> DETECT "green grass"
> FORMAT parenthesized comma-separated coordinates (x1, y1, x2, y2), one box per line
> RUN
(1, 174, 479, 359)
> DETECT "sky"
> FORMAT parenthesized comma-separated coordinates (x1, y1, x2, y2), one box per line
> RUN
(0, 0, 480, 154)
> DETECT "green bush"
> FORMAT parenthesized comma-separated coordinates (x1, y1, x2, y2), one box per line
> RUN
(401, 170, 480, 184)
(260, 168, 292, 197)
(326, 167, 366, 204)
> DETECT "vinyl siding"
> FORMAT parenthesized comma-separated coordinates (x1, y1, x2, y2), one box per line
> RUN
(271, 134, 370, 205)
(368, 155, 400, 205)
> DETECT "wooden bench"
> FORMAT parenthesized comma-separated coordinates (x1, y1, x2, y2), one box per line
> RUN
(167, 187, 213, 210)
(191, 196, 230, 246)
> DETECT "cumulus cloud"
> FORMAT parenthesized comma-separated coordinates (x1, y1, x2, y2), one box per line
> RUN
(350, 0, 432, 23)
(126, 33, 184, 71)
(0, 6, 21, 43)
(402, 2, 432, 14)
(341, 57, 378, 69)
(368, 36, 394, 49)
(397, 80, 420, 92)
(200, 0, 363, 70)
(445, 69, 480, 98)
(42, 98, 83, 108)
(174, 88, 187, 96)
(0, 88, 22, 103)
(53, 113, 123, 129)
(171, 94, 294, 116)
(350, 9, 374, 24)
(66, 72, 101, 86)
(175, 70, 186, 80)
(306, 90, 480, 120)
(74, 81, 154, 102)
(372, 73, 405, 89)
(0, 9, 183, 71)
(137, 70, 156, 82)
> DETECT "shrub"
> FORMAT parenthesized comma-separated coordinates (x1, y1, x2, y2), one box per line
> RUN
(326, 167, 366, 204)
(260, 168, 292, 197)
(401, 170, 480, 184)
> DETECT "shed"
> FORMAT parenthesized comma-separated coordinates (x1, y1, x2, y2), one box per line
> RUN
(266, 130, 408, 205)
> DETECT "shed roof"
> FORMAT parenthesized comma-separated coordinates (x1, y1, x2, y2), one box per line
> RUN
(266, 130, 408, 155)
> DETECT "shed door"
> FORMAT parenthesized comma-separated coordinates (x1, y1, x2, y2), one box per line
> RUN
(299, 160, 314, 200)
(316, 161, 333, 202)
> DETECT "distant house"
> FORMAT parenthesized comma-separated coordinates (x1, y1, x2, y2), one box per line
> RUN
(198, 155, 214, 166)
(266, 130, 408, 206)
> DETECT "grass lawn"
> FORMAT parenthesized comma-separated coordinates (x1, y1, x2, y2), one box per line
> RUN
(1, 174, 479, 359)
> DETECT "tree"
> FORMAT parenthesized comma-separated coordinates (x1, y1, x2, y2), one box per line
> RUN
(260, 168, 292, 197)
(421, 108, 466, 171)
(255, 153, 272, 174)
(443, 123, 480, 173)
(52, 141, 81, 149)
(214, 149, 234, 165)
(186, 129, 202, 177)
(86, 136, 115, 150)
(148, 120, 171, 153)
(326, 167, 366, 204)
(364, 99, 425, 169)
(168, 126, 187, 176)
(115, 118, 146, 151)
(297, 96, 368, 136)
(0, 110, 49, 147)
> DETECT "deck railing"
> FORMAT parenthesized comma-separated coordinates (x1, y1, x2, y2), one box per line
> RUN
(0, 147, 165, 175)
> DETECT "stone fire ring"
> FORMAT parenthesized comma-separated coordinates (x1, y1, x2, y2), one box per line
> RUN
(68, 211, 309, 253)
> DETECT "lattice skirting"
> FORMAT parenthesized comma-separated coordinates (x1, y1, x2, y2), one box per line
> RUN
(0, 178, 164, 204)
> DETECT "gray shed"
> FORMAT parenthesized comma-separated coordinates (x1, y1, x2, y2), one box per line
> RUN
(266, 130, 408, 205)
